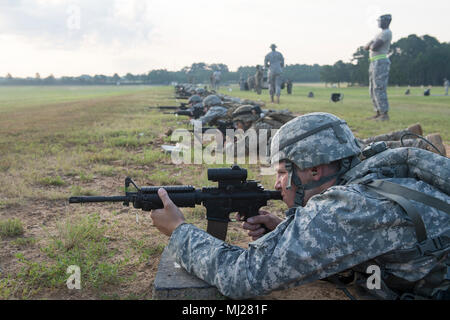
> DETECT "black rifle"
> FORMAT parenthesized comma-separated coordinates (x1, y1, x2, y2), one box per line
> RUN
(164, 107, 204, 119)
(147, 103, 188, 110)
(189, 120, 235, 136)
(69, 165, 282, 240)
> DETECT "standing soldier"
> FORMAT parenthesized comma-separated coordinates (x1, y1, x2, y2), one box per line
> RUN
(444, 78, 449, 96)
(286, 79, 293, 95)
(210, 73, 215, 91)
(213, 70, 222, 91)
(364, 14, 393, 121)
(247, 74, 255, 91)
(264, 44, 285, 104)
(239, 74, 246, 91)
(254, 65, 264, 95)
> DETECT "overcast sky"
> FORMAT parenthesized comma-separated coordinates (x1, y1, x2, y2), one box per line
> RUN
(1, 0, 449, 77)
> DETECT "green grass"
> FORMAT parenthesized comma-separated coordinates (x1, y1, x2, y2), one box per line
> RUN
(0, 218, 24, 238)
(15, 214, 127, 291)
(0, 84, 448, 300)
(39, 176, 66, 186)
(0, 86, 149, 113)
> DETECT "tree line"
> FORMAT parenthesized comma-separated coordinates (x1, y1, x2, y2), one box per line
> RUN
(2, 34, 448, 86)
(320, 34, 450, 87)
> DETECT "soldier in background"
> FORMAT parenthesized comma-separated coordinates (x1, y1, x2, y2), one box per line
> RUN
(286, 79, 293, 95)
(364, 14, 393, 121)
(213, 70, 222, 91)
(239, 74, 246, 91)
(210, 74, 215, 91)
(264, 44, 285, 104)
(444, 78, 449, 96)
(151, 112, 450, 300)
(192, 95, 228, 126)
(224, 105, 294, 157)
(254, 65, 264, 95)
(247, 74, 255, 92)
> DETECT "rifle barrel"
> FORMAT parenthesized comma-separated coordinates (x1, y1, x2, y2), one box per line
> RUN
(69, 196, 129, 203)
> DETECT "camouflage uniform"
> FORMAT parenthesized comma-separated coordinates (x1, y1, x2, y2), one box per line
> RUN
(264, 44, 284, 98)
(239, 74, 246, 91)
(368, 16, 392, 116)
(255, 66, 264, 95)
(224, 107, 294, 157)
(197, 95, 228, 126)
(369, 59, 391, 114)
(247, 75, 255, 91)
(286, 80, 293, 94)
(167, 113, 450, 300)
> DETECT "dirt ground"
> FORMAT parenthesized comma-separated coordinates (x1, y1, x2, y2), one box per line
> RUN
(1, 86, 448, 300)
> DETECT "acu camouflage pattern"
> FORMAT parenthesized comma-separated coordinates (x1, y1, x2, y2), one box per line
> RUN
(270, 113, 361, 170)
(166, 146, 449, 299)
(255, 67, 264, 95)
(225, 109, 295, 157)
(203, 95, 222, 108)
(198, 106, 228, 126)
(369, 59, 391, 113)
(232, 105, 260, 123)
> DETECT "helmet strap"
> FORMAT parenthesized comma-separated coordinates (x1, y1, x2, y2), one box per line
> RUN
(285, 158, 357, 207)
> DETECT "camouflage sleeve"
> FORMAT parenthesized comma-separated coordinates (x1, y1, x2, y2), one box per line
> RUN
(198, 107, 228, 125)
(166, 185, 417, 299)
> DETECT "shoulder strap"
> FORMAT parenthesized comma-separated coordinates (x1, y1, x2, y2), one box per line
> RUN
(364, 179, 450, 243)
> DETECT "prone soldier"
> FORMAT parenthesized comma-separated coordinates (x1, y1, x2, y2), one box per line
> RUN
(151, 112, 450, 300)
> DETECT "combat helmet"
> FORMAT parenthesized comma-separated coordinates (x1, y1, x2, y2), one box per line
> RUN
(195, 88, 206, 95)
(188, 94, 202, 104)
(232, 105, 261, 123)
(203, 95, 222, 108)
(270, 112, 361, 206)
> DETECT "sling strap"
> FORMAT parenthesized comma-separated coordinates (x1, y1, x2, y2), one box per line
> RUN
(364, 179, 450, 243)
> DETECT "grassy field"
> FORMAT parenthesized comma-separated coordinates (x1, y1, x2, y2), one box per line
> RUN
(0, 84, 448, 300)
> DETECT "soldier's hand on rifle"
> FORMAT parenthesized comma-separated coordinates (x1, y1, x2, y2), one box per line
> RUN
(151, 188, 185, 237)
(236, 210, 283, 241)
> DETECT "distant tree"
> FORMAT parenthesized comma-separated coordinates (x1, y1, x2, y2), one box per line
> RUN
(350, 47, 369, 85)
(332, 60, 351, 87)
(389, 34, 450, 85)
(112, 73, 121, 83)
(320, 65, 336, 86)
(35, 73, 41, 80)
(44, 74, 56, 84)
(125, 73, 136, 82)
(6, 73, 12, 79)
